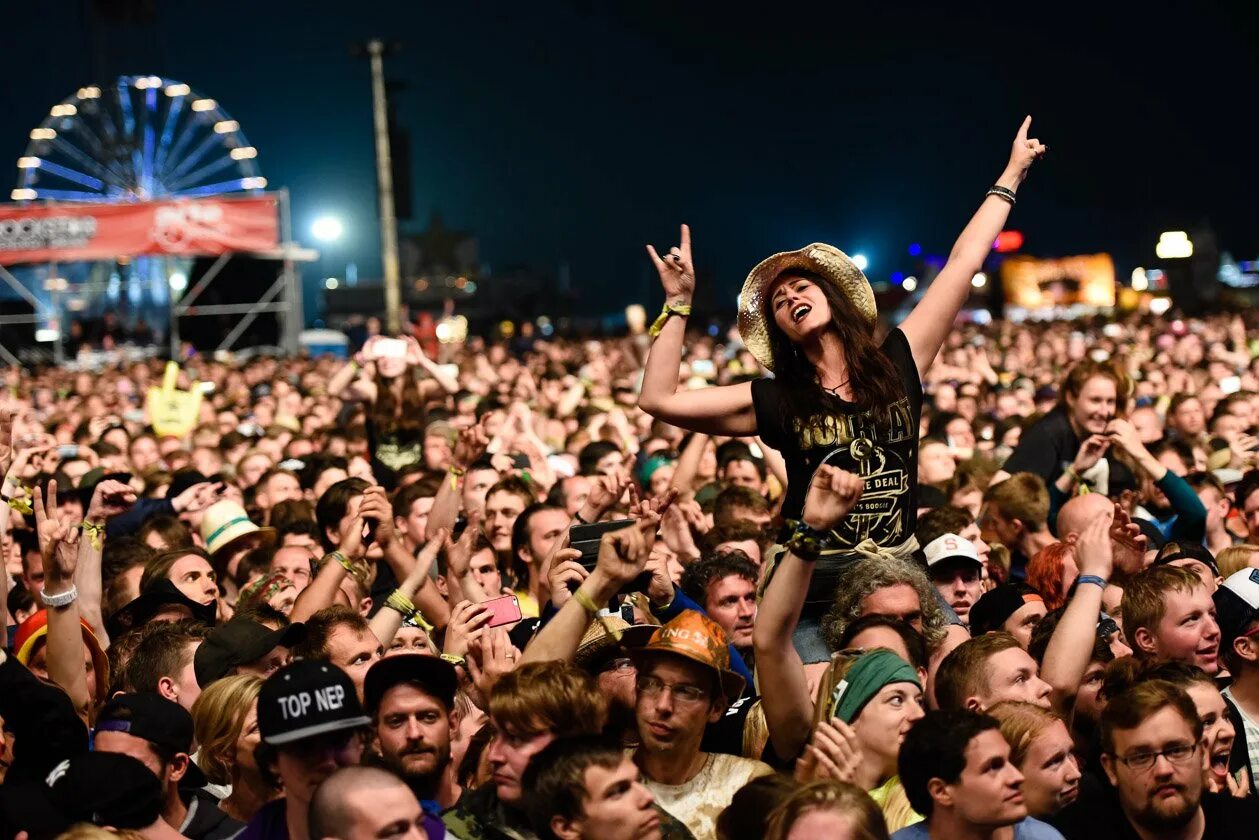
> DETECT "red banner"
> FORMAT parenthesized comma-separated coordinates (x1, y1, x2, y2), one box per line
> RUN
(0, 195, 280, 265)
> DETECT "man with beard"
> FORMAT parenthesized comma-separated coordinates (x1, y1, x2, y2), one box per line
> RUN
(1053, 680, 1259, 838)
(365, 654, 462, 811)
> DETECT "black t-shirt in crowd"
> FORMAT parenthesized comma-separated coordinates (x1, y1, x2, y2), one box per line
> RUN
(1052, 787, 1259, 839)
(1002, 406, 1135, 496)
(1002, 406, 1079, 486)
(752, 328, 923, 552)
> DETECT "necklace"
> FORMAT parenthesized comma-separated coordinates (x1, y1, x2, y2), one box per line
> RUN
(821, 378, 850, 396)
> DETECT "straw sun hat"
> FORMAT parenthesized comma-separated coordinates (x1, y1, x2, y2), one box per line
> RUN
(736, 243, 876, 373)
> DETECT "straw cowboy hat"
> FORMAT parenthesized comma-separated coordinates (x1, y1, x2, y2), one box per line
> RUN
(737, 243, 876, 372)
(573, 615, 658, 672)
(200, 500, 275, 558)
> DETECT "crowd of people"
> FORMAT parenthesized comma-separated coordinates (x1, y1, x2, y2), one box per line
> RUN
(1, 118, 1258, 840)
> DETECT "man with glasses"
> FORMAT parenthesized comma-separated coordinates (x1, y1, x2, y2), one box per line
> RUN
(1053, 679, 1258, 838)
(627, 610, 772, 840)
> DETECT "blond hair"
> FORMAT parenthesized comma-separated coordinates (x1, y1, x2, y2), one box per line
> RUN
(489, 661, 605, 738)
(1121, 565, 1205, 653)
(190, 674, 263, 785)
(987, 701, 1066, 767)
(1217, 544, 1259, 580)
(764, 781, 889, 840)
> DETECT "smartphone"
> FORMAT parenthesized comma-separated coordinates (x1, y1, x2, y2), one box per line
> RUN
(568, 519, 652, 593)
(480, 593, 523, 628)
(57, 444, 79, 459)
(511, 453, 530, 470)
(375, 338, 408, 360)
(361, 519, 377, 547)
(1220, 376, 1242, 395)
(197, 381, 216, 394)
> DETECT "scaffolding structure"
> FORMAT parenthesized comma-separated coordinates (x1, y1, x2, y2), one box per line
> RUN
(0, 190, 315, 366)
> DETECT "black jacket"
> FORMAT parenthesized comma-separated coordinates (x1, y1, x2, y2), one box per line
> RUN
(0, 653, 88, 784)
(179, 788, 246, 840)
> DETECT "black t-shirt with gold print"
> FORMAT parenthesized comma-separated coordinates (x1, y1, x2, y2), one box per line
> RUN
(752, 328, 923, 555)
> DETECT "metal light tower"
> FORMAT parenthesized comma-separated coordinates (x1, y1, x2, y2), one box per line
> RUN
(365, 39, 403, 335)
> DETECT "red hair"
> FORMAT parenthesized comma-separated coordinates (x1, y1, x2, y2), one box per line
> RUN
(1026, 541, 1076, 610)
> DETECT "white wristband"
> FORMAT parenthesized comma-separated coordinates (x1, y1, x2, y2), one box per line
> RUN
(39, 585, 79, 608)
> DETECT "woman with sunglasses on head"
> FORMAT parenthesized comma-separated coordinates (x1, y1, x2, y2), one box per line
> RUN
(639, 120, 1048, 653)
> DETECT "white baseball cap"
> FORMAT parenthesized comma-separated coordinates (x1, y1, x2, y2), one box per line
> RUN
(1215, 568, 1259, 650)
(923, 533, 981, 568)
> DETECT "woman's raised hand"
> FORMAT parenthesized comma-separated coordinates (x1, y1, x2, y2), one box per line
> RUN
(1006, 116, 1048, 182)
(646, 224, 696, 303)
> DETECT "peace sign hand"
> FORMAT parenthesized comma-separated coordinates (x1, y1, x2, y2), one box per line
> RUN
(33, 479, 80, 588)
(645, 224, 696, 304)
(1007, 116, 1048, 181)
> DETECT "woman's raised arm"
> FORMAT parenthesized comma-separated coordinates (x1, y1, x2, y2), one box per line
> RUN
(900, 117, 1048, 378)
(637, 225, 757, 436)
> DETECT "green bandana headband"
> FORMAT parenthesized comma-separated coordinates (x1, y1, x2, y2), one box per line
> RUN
(831, 649, 921, 724)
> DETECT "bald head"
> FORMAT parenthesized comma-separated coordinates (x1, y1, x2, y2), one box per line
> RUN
(309, 766, 424, 840)
(1056, 492, 1113, 541)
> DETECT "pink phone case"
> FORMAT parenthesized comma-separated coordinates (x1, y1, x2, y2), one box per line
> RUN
(482, 594, 523, 628)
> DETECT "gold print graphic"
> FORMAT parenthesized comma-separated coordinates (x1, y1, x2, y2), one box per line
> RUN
(817, 436, 909, 544)
(790, 397, 915, 452)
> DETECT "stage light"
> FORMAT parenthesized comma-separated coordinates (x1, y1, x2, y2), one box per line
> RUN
(16, 157, 40, 169)
(230, 147, 257, 160)
(908, 243, 922, 257)
(903, 276, 918, 292)
(29, 128, 55, 140)
(971, 272, 987, 288)
(10, 189, 36, 200)
(169, 272, 187, 292)
(311, 217, 344, 242)
(1155, 231, 1193, 259)
(164, 84, 191, 97)
(852, 254, 869, 271)
(994, 231, 1024, 252)
(1149, 297, 1172, 315)
(192, 98, 217, 111)
(1131, 267, 1149, 292)
(325, 277, 339, 290)
(213, 120, 239, 134)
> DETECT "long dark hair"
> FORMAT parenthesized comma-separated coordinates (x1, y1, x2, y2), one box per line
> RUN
(764, 270, 903, 418)
(372, 368, 427, 436)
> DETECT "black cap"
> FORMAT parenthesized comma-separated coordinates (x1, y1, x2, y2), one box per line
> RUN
(106, 578, 217, 638)
(1133, 517, 1167, 552)
(167, 469, 211, 500)
(1153, 540, 1218, 576)
(75, 470, 132, 508)
(258, 660, 371, 745)
(364, 654, 458, 715)
(0, 752, 163, 838)
(195, 618, 307, 687)
(96, 693, 195, 754)
(969, 582, 1045, 635)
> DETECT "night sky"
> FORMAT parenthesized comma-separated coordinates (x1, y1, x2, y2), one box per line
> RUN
(4, 1, 1258, 316)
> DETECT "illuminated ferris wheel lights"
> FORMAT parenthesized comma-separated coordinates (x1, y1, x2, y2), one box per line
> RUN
(50, 103, 77, 117)
(164, 83, 191, 97)
(76, 87, 100, 100)
(191, 98, 217, 112)
(230, 146, 258, 160)
(242, 177, 267, 189)
(11, 189, 36, 200)
(16, 157, 41, 169)
(214, 120, 240, 134)
(134, 76, 163, 89)
(29, 128, 56, 140)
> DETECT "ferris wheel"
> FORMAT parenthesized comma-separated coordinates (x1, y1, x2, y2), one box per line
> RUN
(12, 74, 266, 204)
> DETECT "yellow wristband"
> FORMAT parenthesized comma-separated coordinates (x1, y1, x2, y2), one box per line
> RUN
(572, 587, 602, 617)
(324, 551, 354, 573)
(648, 302, 692, 337)
(81, 520, 105, 550)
